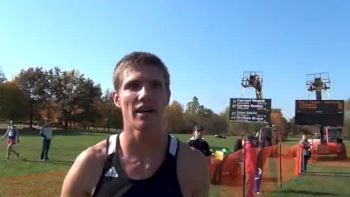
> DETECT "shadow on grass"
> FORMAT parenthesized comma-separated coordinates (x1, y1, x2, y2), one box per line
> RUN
(49, 159, 74, 165)
(21, 158, 73, 166)
(307, 171, 350, 177)
(276, 189, 339, 196)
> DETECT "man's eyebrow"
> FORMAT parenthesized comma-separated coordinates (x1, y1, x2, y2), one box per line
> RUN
(150, 79, 163, 84)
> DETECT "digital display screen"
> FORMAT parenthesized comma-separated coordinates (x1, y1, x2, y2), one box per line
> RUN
(295, 100, 344, 126)
(229, 98, 271, 124)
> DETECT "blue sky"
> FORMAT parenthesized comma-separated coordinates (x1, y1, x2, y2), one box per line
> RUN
(1, 1, 349, 119)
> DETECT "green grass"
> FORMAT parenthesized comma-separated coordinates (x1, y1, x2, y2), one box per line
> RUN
(0, 132, 350, 196)
(0, 132, 108, 177)
(265, 163, 350, 197)
(265, 140, 350, 197)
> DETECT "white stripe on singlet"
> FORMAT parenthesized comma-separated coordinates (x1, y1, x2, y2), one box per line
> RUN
(169, 135, 178, 156)
(107, 134, 117, 155)
(107, 134, 178, 156)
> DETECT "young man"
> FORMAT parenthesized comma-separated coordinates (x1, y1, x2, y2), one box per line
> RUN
(187, 125, 211, 157)
(40, 120, 52, 161)
(1, 120, 20, 160)
(61, 52, 209, 197)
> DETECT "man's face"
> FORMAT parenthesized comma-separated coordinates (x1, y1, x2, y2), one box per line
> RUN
(193, 130, 203, 139)
(113, 65, 170, 130)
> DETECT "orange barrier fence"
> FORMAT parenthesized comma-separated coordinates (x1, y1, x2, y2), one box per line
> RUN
(210, 144, 301, 197)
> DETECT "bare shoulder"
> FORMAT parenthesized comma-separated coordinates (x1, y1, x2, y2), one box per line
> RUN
(177, 141, 210, 197)
(61, 140, 107, 197)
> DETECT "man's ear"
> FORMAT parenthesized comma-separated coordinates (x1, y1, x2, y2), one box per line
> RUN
(112, 91, 121, 108)
(167, 89, 171, 105)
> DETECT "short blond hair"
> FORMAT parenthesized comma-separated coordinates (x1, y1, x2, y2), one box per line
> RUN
(113, 52, 170, 92)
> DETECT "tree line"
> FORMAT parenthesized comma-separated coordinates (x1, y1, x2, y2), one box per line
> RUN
(0, 67, 119, 131)
(0, 66, 349, 137)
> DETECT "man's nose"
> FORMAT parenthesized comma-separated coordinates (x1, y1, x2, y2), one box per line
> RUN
(138, 85, 151, 99)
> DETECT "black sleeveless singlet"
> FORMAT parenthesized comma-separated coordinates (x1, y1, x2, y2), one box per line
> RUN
(93, 134, 183, 197)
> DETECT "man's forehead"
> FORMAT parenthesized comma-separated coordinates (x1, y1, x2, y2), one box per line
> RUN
(122, 67, 165, 82)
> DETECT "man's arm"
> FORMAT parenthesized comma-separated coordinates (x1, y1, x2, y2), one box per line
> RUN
(61, 141, 107, 197)
(2, 129, 9, 140)
(192, 154, 210, 197)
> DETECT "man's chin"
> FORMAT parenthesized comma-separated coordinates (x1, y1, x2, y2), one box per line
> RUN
(134, 120, 161, 130)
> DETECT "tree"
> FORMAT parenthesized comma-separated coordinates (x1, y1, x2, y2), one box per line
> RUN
(47, 68, 103, 130)
(271, 108, 288, 139)
(165, 101, 186, 133)
(98, 89, 123, 132)
(184, 96, 228, 134)
(0, 81, 29, 121)
(211, 113, 228, 135)
(0, 66, 6, 84)
(15, 67, 50, 127)
(47, 68, 80, 129)
(184, 96, 205, 132)
(72, 77, 102, 130)
(196, 108, 218, 134)
(39, 100, 60, 123)
(185, 96, 201, 115)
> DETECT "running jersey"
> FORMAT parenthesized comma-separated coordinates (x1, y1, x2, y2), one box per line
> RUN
(6, 126, 17, 140)
(93, 134, 183, 197)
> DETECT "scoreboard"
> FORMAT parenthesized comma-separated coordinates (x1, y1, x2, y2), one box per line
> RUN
(295, 100, 344, 126)
(229, 98, 271, 124)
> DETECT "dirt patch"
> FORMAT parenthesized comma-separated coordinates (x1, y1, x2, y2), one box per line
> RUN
(0, 171, 66, 197)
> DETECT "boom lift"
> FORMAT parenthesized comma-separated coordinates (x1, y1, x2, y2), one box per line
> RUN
(305, 73, 346, 159)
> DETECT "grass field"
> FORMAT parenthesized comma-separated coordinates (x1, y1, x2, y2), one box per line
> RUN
(0, 131, 350, 196)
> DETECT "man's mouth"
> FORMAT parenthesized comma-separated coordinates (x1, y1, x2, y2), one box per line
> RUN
(135, 108, 156, 114)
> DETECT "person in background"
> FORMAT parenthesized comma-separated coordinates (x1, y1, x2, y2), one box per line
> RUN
(61, 51, 209, 197)
(187, 125, 212, 157)
(40, 120, 53, 161)
(299, 134, 311, 173)
(1, 120, 20, 160)
(233, 138, 243, 152)
(243, 135, 257, 197)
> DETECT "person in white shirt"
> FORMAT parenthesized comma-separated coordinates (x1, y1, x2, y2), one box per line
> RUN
(40, 120, 52, 161)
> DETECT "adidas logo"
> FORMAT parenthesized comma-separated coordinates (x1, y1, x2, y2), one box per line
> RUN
(104, 166, 119, 178)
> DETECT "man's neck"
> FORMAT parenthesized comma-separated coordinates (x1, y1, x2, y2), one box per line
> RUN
(120, 128, 168, 158)
(118, 128, 169, 180)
